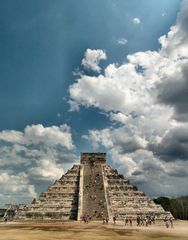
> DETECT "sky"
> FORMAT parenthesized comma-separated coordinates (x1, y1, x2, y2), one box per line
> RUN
(0, 0, 188, 206)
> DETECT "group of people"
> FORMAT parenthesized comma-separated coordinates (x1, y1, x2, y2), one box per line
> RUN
(124, 215, 174, 228)
(80, 214, 109, 224)
(164, 216, 174, 228)
(102, 216, 109, 224)
(136, 215, 155, 227)
(80, 215, 91, 223)
(113, 214, 173, 228)
(81, 214, 158, 227)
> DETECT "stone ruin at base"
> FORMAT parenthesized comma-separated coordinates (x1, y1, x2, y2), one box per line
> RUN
(16, 153, 172, 220)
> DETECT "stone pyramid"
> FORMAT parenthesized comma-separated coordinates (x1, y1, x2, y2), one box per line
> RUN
(16, 153, 171, 220)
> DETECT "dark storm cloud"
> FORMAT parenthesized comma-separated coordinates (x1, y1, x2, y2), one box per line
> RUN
(151, 126, 188, 161)
(178, 0, 188, 32)
(142, 160, 163, 173)
(111, 128, 147, 154)
(167, 168, 188, 177)
(158, 61, 188, 122)
(132, 170, 143, 176)
(131, 178, 147, 185)
(115, 138, 144, 154)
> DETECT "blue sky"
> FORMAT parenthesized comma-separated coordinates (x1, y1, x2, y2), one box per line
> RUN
(1, 0, 188, 205)
(0, 0, 180, 131)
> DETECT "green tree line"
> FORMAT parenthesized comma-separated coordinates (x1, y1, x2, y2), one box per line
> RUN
(154, 196, 188, 220)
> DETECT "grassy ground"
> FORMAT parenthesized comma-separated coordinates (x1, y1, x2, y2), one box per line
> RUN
(0, 220, 188, 240)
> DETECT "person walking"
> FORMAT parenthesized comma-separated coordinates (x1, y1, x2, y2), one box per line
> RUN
(136, 215, 141, 226)
(169, 217, 173, 228)
(129, 216, 133, 226)
(164, 216, 169, 228)
(113, 216, 116, 224)
(4, 216, 8, 224)
(124, 215, 128, 226)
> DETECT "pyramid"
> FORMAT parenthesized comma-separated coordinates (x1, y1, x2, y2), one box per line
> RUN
(16, 153, 172, 220)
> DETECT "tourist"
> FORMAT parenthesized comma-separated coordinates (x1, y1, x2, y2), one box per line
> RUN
(151, 215, 155, 224)
(164, 216, 169, 228)
(106, 216, 109, 224)
(83, 215, 88, 223)
(113, 216, 116, 224)
(149, 215, 152, 225)
(169, 217, 173, 228)
(124, 215, 128, 226)
(86, 215, 89, 223)
(145, 216, 149, 227)
(4, 216, 8, 224)
(126, 217, 129, 225)
(129, 216, 133, 226)
(140, 216, 144, 226)
(136, 215, 141, 226)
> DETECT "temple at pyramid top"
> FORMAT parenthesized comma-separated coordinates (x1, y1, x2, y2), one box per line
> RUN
(80, 152, 106, 164)
(16, 152, 172, 221)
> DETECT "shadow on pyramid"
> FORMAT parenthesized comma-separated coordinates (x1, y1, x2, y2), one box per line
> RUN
(16, 153, 172, 220)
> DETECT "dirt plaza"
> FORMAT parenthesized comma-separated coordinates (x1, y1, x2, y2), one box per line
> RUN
(0, 220, 188, 240)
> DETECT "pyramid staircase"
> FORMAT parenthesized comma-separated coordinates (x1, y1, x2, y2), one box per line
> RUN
(81, 161, 108, 220)
(16, 153, 172, 220)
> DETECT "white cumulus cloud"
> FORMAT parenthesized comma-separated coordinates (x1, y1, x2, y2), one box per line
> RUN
(117, 38, 128, 45)
(81, 48, 107, 72)
(69, 0, 188, 196)
(0, 172, 37, 205)
(0, 124, 78, 205)
(132, 17, 141, 24)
